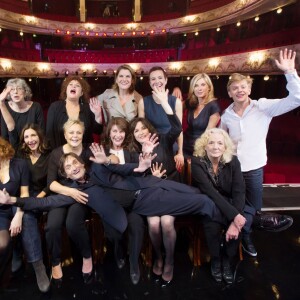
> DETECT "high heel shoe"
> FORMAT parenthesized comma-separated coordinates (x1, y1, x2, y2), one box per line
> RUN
(152, 259, 163, 283)
(82, 269, 94, 284)
(161, 264, 173, 288)
(51, 264, 63, 288)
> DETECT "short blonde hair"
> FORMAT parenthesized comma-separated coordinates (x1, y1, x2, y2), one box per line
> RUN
(187, 73, 216, 109)
(227, 73, 253, 91)
(193, 128, 235, 163)
(63, 119, 85, 133)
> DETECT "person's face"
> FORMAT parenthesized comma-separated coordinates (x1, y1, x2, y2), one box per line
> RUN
(66, 80, 83, 100)
(23, 128, 40, 152)
(205, 132, 226, 161)
(8, 85, 25, 103)
(149, 70, 167, 91)
(133, 121, 150, 145)
(63, 156, 86, 181)
(227, 79, 251, 104)
(64, 124, 83, 148)
(116, 69, 132, 91)
(193, 78, 210, 100)
(110, 124, 126, 149)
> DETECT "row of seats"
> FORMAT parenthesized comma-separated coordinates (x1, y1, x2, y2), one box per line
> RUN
(0, 47, 41, 62)
(44, 48, 177, 64)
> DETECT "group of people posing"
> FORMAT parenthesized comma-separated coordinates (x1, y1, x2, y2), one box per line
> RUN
(0, 48, 298, 292)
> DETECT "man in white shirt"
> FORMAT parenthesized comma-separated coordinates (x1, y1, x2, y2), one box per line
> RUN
(220, 48, 298, 256)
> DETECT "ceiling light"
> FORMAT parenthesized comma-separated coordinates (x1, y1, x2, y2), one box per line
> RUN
(277, 8, 282, 14)
(255, 16, 260, 21)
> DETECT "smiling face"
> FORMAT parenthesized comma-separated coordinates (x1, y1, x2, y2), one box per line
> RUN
(64, 123, 84, 148)
(133, 121, 150, 145)
(228, 79, 251, 105)
(205, 132, 226, 162)
(63, 156, 86, 181)
(149, 70, 167, 91)
(193, 78, 210, 101)
(110, 124, 126, 150)
(116, 69, 132, 91)
(8, 85, 26, 103)
(23, 128, 40, 153)
(66, 80, 83, 100)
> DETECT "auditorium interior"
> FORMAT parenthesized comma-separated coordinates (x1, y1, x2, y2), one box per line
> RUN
(0, 0, 299, 299)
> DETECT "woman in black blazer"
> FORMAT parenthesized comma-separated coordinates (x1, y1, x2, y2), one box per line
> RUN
(191, 128, 246, 285)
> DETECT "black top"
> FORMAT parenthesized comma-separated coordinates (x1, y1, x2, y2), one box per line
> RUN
(191, 155, 245, 221)
(47, 144, 93, 187)
(131, 114, 182, 181)
(0, 102, 45, 149)
(0, 158, 29, 209)
(17, 151, 50, 196)
(46, 100, 103, 149)
(183, 100, 220, 156)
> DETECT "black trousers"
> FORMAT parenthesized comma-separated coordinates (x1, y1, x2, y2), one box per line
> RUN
(45, 203, 91, 266)
(203, 220, 240, 258)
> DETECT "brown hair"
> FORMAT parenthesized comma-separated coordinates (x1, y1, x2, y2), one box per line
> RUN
(149, 66, 167, 79)
(227, 73, 253, 91)
(127, 117, 157, 152)
(0, 137, 15, 160)
(59, 76, 90, 102)
(106, 117, 129, 149)
(112, 64, 136, 94)
(58, 152, 85, 178)
(19, 124, 49, 156)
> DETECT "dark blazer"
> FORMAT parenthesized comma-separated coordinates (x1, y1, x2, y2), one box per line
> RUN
(191, 155, 245, 221)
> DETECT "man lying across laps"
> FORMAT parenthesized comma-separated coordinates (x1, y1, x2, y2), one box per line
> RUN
(0, 144, 246, 284)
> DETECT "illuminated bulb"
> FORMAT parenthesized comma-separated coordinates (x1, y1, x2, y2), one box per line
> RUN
(20, 31, 24, 36)
(255, 16, 260, 21)
(277, 8, 282, 14)
(187, 76, 190, 80)
(216, 27, 220, 32)
(264, 75, 270, 81)
(140, 76, 143, 80)
(236, 21, 241, 27)
(195, 32, 199, 36)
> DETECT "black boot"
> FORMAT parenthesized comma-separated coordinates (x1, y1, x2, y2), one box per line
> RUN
(222, 256, 234, 285)
(210, 257, 222, 283)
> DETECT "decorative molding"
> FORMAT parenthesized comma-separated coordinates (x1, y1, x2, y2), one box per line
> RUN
(0, 0, 296, 35)
(1, 45, 299, 78)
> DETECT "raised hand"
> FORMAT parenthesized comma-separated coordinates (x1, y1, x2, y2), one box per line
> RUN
(134, 152, 157, 173)
(142, 133, 159, 155)
(89, 143, 109, 164)
(275, 48, 296, 73)
(89, 97, 103, 124)
(152, 85, 169, 105)
(150, 162, 167, 178)
(0, 86, 12, 105)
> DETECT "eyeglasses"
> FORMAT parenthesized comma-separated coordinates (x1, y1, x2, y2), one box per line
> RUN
(10, 87, 24, 92)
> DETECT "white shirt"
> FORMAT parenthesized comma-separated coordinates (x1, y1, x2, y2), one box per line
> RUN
(220, 71, 300, 172)
(109, 148, 125, 165)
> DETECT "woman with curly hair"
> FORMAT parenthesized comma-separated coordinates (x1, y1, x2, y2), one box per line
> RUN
(0, 137, 49, 292)
(46, 76, 103, 149)
(0, 78, 44, 149)
(192, 128, 246, 285)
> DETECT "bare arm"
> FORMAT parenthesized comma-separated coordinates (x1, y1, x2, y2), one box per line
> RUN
(138, 98, 145, 117)
(174, 98, 184, 170)
(206, 112, 221, 129)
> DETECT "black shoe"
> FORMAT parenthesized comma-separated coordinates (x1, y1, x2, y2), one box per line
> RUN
(161, 278, 172, 288)
(210, 258, 222, 283)
(242, 234, 257, 257)
(222, 258, 234, 285)
(82, 269, 94, 284)
(254, 213, 293, 232)
(51, 277, 62, 289)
